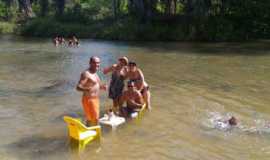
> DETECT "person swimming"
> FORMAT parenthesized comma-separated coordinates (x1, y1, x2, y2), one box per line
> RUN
(228, 116, 237, 126)
(214, 116, 238, 131)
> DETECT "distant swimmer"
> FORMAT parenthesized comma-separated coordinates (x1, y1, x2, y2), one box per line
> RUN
(59, 36, 65, 45)
(72, 36, 79, 46)
(53, 36, 60, 46)
(68, 35, 79, 47)
(68, 39, 73, 47)
(76, 56, 106, 126)
(214, 116, 238, 130)
(53, 36, 66, 46)
(228, 116, 237, 126)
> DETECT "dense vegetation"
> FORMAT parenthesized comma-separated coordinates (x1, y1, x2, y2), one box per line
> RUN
(0, 0, 270, 41)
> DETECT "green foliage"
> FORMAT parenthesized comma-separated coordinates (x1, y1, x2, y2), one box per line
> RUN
(20, 17, 100, 38)
(3, 0, 270, 41)
(0, 1, 8, 20)
(0, 21, 15, 34)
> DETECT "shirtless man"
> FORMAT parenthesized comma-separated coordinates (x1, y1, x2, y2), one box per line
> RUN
(76, 56, 106, 126)
(119, 81, 144, 118)
(126, 61, 151, 110)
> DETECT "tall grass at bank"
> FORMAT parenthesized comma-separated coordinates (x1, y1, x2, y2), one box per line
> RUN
(0, 22, 15, 34)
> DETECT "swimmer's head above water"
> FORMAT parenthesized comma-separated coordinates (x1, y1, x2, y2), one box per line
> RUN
(228, 116, 237, 126)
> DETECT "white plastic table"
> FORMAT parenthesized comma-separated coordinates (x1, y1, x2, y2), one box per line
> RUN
(99, 115, 126, 130)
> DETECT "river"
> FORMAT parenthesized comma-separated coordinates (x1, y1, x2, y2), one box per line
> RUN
(1, 35, 270, 160)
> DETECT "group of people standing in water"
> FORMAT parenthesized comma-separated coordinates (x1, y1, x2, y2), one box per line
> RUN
(53, 35, 79, 47)
(76, 56, 151, 126)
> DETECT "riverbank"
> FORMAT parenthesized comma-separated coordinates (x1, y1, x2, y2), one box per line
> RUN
(3, 16, 269, 42)
(19, 17, 187, 41)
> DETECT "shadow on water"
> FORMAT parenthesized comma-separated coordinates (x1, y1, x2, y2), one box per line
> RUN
(174, 78, 236, 93)
(0, 35, 49, 43)
(5, 134, 102, 159)
(6, 135, 68, 159)
(0, 79, 76, 98)
(127, 41, 270, 56)
(36, 80, 76, 97)
(52, 111, 83, 123)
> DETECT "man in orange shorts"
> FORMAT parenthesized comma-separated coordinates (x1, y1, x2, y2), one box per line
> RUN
(76, 56, 106, 126)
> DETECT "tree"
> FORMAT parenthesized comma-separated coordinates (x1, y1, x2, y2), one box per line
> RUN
(128, 0, 145, 17)
(53, 0, 65, 16)
(39, 0, 49, 17)
(18, 0, 34, 18)
(112, 0, 120, 19)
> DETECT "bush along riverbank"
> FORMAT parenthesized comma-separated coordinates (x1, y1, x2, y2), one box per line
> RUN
(19, 16, 270, 42)
(0, 22, 16, 34)
(19, 17, 188, 41)
(2, 0, 270, 41)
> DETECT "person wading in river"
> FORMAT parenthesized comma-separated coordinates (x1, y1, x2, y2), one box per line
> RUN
(119, 81, 144, 118)
(76, 56, 106, 126)
(126, 61, 151, 110)
(103, 56, 128, 113)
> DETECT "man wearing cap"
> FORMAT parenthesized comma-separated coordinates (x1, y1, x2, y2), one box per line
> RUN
(103, 57, 129, 113)
(77, 56, 106, 126)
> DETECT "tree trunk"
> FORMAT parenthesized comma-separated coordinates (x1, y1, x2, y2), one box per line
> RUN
(173, 0, 177, 15)
(128, 0, 145, 17)
(54, 0, 65, 16)
(18, 0, 35, 18)
(165, 0, 171, 15)
(144, 0, 157, 20)
(39, 0, 48, 17)
(112, 0, 120, 20)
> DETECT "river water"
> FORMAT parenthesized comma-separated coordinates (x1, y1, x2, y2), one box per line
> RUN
(1, 35, 270, 160)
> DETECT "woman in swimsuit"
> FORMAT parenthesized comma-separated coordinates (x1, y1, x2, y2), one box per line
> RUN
(126, 61, 151, 110)
(103, 57, 129, 112)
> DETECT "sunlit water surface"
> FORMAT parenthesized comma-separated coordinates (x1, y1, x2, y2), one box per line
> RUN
(1, 35, 270, 160)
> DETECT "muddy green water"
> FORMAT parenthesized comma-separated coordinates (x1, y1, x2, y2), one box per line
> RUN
(1, 35, 270, 160)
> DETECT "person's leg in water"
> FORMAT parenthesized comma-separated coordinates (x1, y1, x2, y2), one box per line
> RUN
(87, 119, 98, 127)
(112, 96, 122, 115)
(119, 106, 128, 118)
(142, 87, 151, 110)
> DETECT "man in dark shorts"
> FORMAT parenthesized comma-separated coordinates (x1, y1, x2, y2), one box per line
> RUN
(119, 81, 144, 118)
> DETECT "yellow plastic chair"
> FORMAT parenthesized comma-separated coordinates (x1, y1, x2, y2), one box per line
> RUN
(63, 116, 101, 151)
(133, 103, 147, 121)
